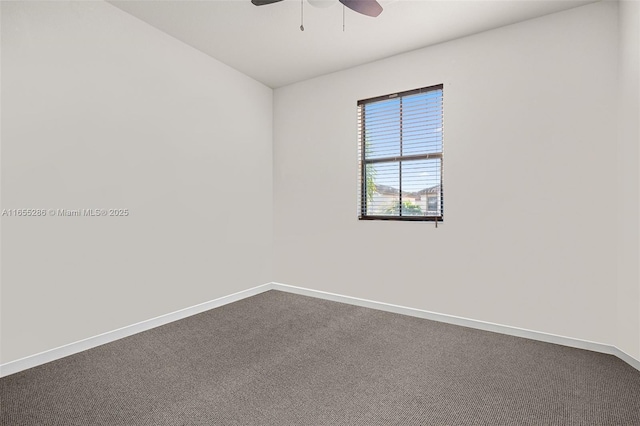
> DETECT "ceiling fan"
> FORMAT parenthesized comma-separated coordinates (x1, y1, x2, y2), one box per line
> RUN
(251, 0, 383, 18)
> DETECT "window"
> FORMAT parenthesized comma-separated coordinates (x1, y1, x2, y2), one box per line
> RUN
(358, 84, 444, 221)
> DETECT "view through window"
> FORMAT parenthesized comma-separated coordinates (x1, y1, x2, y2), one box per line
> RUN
(358, 84, 444, 221)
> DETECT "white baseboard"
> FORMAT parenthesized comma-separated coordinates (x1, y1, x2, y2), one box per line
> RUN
(613, 347, 640, 372)
(2, 281, 639, 377)
(0, 283, 275, 378)
(270, 282, 640, 372)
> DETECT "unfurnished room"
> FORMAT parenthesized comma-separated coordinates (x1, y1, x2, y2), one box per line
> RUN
(1, 0, 639, 424)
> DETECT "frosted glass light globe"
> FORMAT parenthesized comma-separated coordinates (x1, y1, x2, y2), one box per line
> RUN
(307, 0, 335, 8)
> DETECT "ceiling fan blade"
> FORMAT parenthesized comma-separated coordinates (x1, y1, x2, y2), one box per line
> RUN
(339, 0, 383, 17)
(251, 0, 284, 6)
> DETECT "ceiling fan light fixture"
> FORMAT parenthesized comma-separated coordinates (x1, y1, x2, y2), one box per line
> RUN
(308, 0, 335, 8)
(252, 0, 383, 18)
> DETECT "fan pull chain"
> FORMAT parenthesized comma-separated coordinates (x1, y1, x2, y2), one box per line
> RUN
(300, 0, 304, 31)
(343, 4, 345, 32)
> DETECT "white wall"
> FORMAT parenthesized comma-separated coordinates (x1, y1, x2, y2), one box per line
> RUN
(274, 2, 619, 346)
(0, 1, 273, 363)
(617, 0, 640, 359)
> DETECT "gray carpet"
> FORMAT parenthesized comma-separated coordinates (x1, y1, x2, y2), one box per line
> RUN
(2, 290, 640, 425)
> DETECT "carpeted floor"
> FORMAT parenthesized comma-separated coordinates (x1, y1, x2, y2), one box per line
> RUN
(2, 290, 640, 425)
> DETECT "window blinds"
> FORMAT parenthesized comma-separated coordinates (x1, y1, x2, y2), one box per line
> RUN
(358, 85, 443, 221)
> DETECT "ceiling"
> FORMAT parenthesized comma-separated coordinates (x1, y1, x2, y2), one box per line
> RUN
(108, 0, 598, 88)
